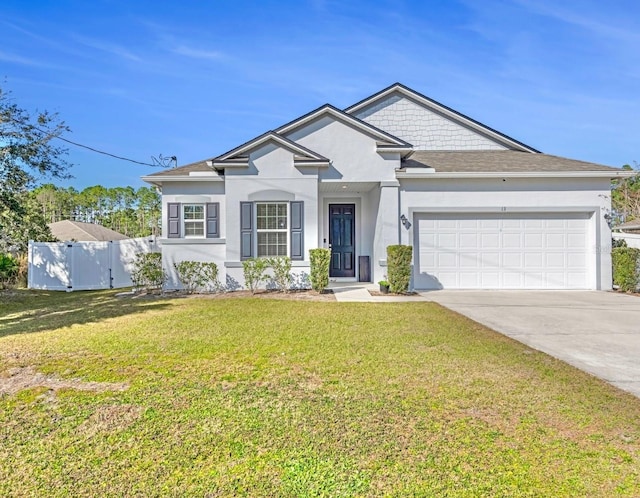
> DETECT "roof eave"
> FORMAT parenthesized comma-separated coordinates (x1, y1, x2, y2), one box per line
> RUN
(396, 170, 633, 179)
(141, 175, 225, 184)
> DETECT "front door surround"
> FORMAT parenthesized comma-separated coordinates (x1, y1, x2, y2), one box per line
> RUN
(329, 204, 356, 278)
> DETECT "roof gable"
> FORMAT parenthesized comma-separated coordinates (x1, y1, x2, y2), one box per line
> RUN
(346, 83, 539, 153)
(212, 131, 330, 168)
(275, 104, 413, 154)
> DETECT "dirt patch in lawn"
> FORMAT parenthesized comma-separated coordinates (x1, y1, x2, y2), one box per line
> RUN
(78, 404, 143, 435)
(0, 366, 129, 396)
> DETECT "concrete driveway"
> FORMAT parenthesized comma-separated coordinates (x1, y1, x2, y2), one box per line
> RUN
(423, 290, 640, 398)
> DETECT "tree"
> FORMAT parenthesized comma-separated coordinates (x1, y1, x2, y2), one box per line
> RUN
(0, 86, 71, 252)
(611, 163, 640, 226)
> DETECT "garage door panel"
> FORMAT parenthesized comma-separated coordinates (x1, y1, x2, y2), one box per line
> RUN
(480, 219, 500, 229)
(459, 273, 479, 288)
(481, 233, 499, 248)
(459, 252, 479, 268)
(438, 233, 456, 248)
(524, 233, 543, 248)
(545, 252, 565, 268)
(415, 212, 591, 290)
(502, 233, 522, 249)
(568, 233, 586, 249)
(502, 252, 522, 268)
(481, 252, 500, 267)
(437, 252, 457, 267)
(459, 233, 478, 248)
(524, 252, 544, 268)
(503, 272, 523, 288)
(567, 254, 587, 269)
(481, 272, 500, 288)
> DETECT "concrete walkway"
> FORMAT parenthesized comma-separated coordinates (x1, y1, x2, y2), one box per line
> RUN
(424, 290, 640, 398)
(329, 282, 431, 302)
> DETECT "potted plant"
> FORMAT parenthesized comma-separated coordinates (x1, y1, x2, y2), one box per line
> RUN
(378, 279, 390, 294)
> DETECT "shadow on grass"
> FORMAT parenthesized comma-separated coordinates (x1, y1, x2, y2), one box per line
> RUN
(0, 289, 172, 338)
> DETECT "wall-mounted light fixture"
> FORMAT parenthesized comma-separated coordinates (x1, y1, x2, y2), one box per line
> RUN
(400, 214, 411, 229)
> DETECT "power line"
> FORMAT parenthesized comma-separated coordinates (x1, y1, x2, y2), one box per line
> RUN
(4, 114, 176, 168)
(53, 133, 175, 168)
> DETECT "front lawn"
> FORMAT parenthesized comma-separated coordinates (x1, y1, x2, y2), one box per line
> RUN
(1, 290, 639, 496)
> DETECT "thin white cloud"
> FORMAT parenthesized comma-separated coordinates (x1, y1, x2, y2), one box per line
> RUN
(171, 45, 224, 60)
(0, 50, 49, 67)
(72, 35, 142, 62)
(513, 0, 640, 44)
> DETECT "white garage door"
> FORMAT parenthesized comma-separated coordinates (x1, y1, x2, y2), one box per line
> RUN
(415, 212, 592, 290)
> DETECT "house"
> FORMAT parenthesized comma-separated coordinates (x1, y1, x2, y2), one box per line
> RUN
(143, 83, 631, 291)
(48, 220, 129, 242)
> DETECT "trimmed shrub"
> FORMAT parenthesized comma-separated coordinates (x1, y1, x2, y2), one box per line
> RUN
(132, 252, 165, 291)
(0, 253, 19, 289)
(612, 247, 640, 292)
(309, 248, 330, 292)
(267, 256, 292, 292)
(242, 258, 269, 294)
(387, 244, 413, 294)
(174, 261, 220, 294)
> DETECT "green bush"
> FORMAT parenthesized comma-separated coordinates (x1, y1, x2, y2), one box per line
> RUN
(387, 245, 413, 294)
(174, 261, 219, 294)
(267, 256, 292, 292)
(309, 248, 330, 292)
(242, 258, 269, 294)
(132, 252, 165, 291)
(612, 247, 640, 292)
(0, 253, 19, 289)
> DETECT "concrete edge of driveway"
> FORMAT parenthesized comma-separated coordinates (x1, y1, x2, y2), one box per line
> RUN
(422, 290, 640, 399)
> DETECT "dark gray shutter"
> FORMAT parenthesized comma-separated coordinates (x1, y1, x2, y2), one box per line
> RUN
(290, 201, 304, 260)
(240, 202, 253, 259)
(206, 202, 219, 238)
(167, 202, 181, 238)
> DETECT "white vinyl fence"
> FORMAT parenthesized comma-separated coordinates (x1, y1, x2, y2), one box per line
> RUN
(613, 232, 640, 249)
(28, 237, 160, 291)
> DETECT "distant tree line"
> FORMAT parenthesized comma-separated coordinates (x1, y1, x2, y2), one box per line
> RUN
(612, 164, 640, 225)
(31, 184, 161, 238)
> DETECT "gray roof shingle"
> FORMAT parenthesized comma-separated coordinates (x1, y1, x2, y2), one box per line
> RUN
(48, 220, 129, 241)
(146, 160, 211, 177)
(402, 150, 619, 173)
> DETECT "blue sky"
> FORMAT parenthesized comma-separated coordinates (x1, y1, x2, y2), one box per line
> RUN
(2, 0, 638, 189)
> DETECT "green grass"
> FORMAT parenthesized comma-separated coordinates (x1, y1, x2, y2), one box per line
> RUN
(1, 290, 639, 496)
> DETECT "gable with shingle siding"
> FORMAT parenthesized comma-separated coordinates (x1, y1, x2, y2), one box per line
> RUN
(353, 92, 508, 151)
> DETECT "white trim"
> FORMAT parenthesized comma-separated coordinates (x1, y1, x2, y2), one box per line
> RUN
(396, 170, 633, 179)
(215, 132, 329, 163)
(276, 105, 410, 148)
(160, 238, 226, 245)
(255, 201, 289, 258)
(141, 175, 224, 185)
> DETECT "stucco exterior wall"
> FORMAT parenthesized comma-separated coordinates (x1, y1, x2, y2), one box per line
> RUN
(284, 116, 400, 181)
(354, 94, 508, 151)
(160, 181, 226, 240)
(399, 177, 613, 290)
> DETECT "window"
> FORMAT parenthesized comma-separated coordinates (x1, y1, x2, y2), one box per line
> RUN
(183, 204, 205, 237)
(256, 202, 288, 256)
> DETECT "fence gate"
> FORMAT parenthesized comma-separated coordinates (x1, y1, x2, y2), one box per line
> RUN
(28, 237, 159, 291)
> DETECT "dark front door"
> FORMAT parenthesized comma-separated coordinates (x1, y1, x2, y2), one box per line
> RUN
(329, 204, 355, 277)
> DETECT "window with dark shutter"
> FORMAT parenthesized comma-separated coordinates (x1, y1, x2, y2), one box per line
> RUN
(290, 201, 304, 260)
(167, 202, 181, 238)
(240, 202, 253, 259)
(206, 203, 220, 238)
